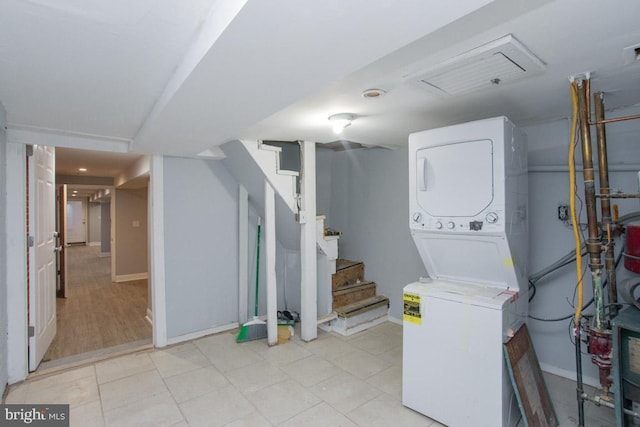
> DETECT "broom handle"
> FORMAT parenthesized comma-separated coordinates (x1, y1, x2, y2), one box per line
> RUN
(254, 220, 261, 317)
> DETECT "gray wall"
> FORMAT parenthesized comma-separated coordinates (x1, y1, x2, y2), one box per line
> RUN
(316, 148, 333, 218)
(115, 188, 148, 276)
(88, 202, 101, 244)
(163, 157, 239, 338)
(524, 112, 640, 381)
(0, 102, 7, 396)
(320, 109, 640, 384)
(320, 146, 428, 314)
(100, 202, 111, 254)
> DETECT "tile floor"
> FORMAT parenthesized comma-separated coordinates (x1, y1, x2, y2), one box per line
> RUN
(4, 322, 616, 426)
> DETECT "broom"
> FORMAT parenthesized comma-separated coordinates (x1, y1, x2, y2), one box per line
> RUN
(236, 219, 267, 343)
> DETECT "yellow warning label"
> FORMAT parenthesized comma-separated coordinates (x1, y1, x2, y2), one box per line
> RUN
(403, 293, 421, 325)
(503, 258, 514, 267)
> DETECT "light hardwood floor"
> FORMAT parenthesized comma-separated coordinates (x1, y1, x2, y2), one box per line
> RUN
(42, 245, 151, 363)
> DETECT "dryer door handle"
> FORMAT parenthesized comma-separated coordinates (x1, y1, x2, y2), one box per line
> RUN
(418, 157, 427, 191)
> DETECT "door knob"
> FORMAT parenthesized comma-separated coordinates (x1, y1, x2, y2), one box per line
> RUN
(54, 246, 63, 253)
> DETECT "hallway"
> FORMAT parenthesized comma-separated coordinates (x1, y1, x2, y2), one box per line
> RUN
(42, 245, 151, 364)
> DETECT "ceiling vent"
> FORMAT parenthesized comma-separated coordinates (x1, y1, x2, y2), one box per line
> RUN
(412, 34, 545, 96)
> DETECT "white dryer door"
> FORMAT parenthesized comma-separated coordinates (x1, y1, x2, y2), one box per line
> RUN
(415, 139, 494, 217)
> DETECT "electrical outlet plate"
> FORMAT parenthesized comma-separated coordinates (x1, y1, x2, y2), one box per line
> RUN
(558, 205, 569, 221)
(623, 42, 640, 65)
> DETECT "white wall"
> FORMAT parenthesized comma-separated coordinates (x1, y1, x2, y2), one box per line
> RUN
(163, 157, 239, 338)
(0, 102, 8, 395)
(320, 108, 640, 385)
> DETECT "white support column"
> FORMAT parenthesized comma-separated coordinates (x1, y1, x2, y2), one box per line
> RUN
(238, 185, 249, 324)
(149, 154, 167, 348)
(300, 141, 317, 342)
(264, 181, 278, 345)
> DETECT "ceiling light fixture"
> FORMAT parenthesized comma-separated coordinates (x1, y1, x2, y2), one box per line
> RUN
(78, 167, 87, 172)
(328, 113, 355, 134)
(362, 88, 386, 99)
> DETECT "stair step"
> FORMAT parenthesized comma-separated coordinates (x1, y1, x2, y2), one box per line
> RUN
(334, 295, 389, 319)
(336, 259, 362, 271)
(334, 280, 375, 293)
(332, 281, 376, 309)
(326, 295, 390, 336)
(332, 259, 365, 290)
(317, 312, 338, 325)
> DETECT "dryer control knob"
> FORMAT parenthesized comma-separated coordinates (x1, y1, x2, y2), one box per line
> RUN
(485, 212, 499, 224)
(447, 221, 455, 229)
(435, 221, 443, 229)
(412, 212, 422, 223)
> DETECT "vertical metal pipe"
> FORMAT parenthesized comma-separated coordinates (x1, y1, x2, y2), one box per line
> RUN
(576, 81, 604, 330)
(575, 325, 585, 427)
(594, 92, 618, 317)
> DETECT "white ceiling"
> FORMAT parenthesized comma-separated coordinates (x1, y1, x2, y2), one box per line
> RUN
(1, 0, 640, 157)
(55, 147, 143, 177)
(55, 147, 145, 199)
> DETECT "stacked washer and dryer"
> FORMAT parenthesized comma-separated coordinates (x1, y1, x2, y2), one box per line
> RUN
(402, 116, 529, 427)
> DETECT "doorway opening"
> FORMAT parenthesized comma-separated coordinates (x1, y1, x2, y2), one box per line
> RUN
(34, 146, 152, 371)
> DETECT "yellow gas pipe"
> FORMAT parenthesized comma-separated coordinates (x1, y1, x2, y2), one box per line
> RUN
(569, 80, 584, 325)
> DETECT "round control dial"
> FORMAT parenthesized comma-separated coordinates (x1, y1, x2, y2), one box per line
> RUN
(447, 221, 455, 229)
(485, 212, 499, 224)
(435, 221, 443, 229)
(412, 212, 422, 223)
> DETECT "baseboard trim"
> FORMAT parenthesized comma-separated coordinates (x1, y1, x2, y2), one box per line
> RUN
(539, 362, 600, 389)
(166, 322, 239, 346)
(88, 242, 101, 247)
(388, 315, 402, 326)
(115, 273, 148, 283)
(145, 308, 153, 326)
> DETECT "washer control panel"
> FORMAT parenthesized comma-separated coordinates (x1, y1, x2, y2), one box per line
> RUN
(410, 210, 503, 232)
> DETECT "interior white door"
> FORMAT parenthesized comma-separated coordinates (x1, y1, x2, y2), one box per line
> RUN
(29, 145, 57, 371)
(66, 199, 86, 243)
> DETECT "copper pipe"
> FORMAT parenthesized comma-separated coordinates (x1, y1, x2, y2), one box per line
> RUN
(586, 77, 640, 124)
(596, 193, 640, 199)
(576, 80, 608, 397)
(594, 92, 618, 317)
(576, 80, 603, 270)
(591, 114, 640, 125)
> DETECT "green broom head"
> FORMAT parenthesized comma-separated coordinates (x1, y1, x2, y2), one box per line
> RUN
(236, 317, 267, 343)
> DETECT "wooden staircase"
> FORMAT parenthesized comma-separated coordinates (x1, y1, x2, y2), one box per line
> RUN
(328, 259, 389, 335)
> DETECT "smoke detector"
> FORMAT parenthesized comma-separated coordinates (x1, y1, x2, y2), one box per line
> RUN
(411, 34, 545, 96)
(362, 88, 386, 99)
